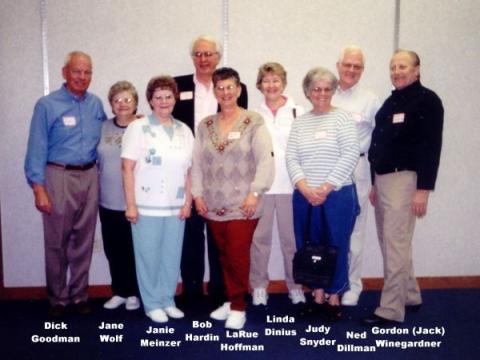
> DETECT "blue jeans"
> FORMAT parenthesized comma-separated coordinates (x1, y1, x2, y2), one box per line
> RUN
(293, 185, 359, 294)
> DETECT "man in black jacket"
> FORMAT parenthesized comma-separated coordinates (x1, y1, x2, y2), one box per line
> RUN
(173, 35, 248, 307)
(364, 50, 443, 325)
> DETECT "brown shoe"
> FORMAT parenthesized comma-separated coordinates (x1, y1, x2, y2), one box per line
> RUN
(74, 301, 92, 315)
(49, 304, 66, 318)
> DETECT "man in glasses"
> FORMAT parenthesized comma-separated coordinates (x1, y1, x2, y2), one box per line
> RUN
(173, 35, 248, 308)
(24, 51, 106, 317)
(332, 46, 380, 307)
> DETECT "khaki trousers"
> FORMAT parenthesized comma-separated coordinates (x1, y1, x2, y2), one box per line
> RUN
(43, 165, 98, 306)
(249, 194, 302, 291)
(374, 171, 422, 322)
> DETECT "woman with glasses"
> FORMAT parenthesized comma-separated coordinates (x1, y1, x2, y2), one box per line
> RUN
(98, 81, 140, 311)
(286, 67, 359, 320)
(122, 76, 194, 323)
(191, 67, 274, 330)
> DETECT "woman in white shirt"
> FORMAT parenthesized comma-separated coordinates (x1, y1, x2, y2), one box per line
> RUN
(249, 63, 306, 306)
(122, 76, 194, 323)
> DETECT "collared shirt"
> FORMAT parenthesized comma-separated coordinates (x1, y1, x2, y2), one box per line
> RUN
(24, 84, 107, 186)
(256, 95, 305, 194)
(121, 115, 194, 217)
(332, 84, 380, 154)
(286, 109, 359, 188)
(193, 75, 217, 132)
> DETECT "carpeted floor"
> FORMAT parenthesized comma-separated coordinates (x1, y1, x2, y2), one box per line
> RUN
(1, 289, 479, 359)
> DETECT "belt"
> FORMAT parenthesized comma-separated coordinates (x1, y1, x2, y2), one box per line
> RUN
(376, 166, 415, 175)
(360, 153, 365, 157)
(47, 161, 96, 171)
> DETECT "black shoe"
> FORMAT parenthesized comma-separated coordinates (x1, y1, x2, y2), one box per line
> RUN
(176, 292, 205, 307)
(298, 302, 325, 317)
(324, 304, 342, 322)
(49, 304, 66, 318)
(74, 301, 92, 315)
(406, 304, 422, 312)
(362, 314, 396, 326)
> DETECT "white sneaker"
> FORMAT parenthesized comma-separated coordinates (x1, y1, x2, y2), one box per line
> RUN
(103, 295, 126, 309)
(225, 310, 246, 330)
(289, 289, 306, 304)
(147, 309, 168, 323)
(164, 306, 184, 319)
(252, 288, 268, 306)
(125, 296, 140, 310)
(210, 302, 231, 320)
(341, 291, 359, 306)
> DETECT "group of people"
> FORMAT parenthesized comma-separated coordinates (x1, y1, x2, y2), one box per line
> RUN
(24, 34, 443, 330)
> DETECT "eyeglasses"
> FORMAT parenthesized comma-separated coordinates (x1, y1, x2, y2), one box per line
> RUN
(192, 51, 218, 58)
(310, 87, 333, 94)
(113, 97, 134, 104)
(215, 84, 237, 92)
(341, 62, 364, 71)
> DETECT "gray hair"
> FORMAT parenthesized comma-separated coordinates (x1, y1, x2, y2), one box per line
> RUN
(63, 51, 92, 68)
(190, 35, 223, 59)
(394, 49, 421, 66)
(338, 45, 364, 64)
(302, 67, 338, 97)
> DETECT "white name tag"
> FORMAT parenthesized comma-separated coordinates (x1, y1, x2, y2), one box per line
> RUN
(315, 131, 327, 139)
(351, 112, 363, 123)
(228, 131, 241, 140)
(180, 91, 193, 100)
(63, 116, 76, 126)
(392, 113, 405, 124)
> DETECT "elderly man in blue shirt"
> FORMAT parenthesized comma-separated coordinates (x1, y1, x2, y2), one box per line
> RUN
(24, 51, 106, 317)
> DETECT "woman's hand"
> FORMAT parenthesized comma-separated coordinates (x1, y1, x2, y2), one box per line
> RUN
(240, 192, 258, 218)
(194, 197, 209, 218)
(125, 206, 138, 224)
(179, 202, 192, 220)
(297, 180, 327, 206)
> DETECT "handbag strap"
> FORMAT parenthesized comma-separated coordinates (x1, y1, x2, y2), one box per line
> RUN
(303, 204, 330, 246)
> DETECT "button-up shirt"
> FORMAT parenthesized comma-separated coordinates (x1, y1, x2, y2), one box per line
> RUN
(24, 84, 106, 185)
(332, 83, 380, 154)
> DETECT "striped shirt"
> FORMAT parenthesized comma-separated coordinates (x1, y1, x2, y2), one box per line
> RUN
(286, 108, 359, 188)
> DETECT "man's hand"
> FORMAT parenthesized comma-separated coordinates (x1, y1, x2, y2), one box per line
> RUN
(33, 184, 52, 214)
(412, 190, 430, 217)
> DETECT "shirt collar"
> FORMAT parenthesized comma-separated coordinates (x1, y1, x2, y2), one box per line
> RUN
(61, 83, 88, 101)
(392, 80, 421, 96)
(193, 74, 213, 91)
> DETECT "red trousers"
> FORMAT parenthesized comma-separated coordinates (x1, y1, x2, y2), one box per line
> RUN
(207, 219, 258, 311)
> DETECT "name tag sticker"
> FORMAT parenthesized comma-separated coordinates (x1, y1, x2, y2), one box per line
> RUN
(180, 91, 193, 100)
(228, 131, 241, 140)
(352, 113, 363, 123)
(63, 116, 76, 126)
(392, 113, 405, 124)
(315, 131, 327, 139)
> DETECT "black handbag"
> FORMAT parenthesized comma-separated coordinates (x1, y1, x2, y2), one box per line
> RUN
(293, 205, 338, 288)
